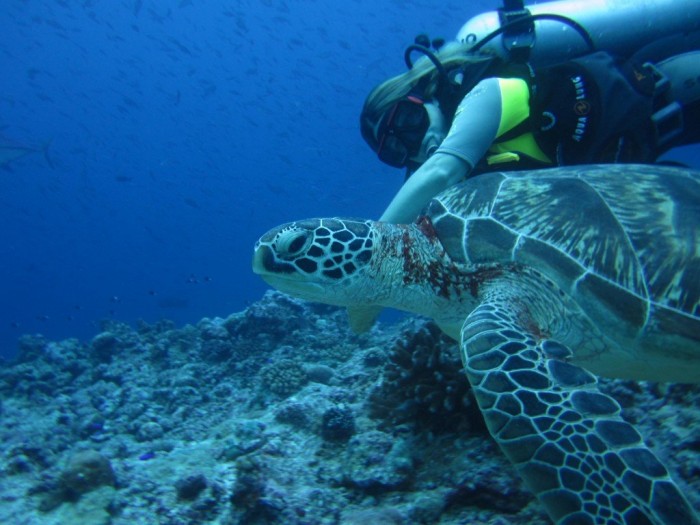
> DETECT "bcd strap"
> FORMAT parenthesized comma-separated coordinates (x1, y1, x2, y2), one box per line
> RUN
(438, 56, 502, 119)
(492, 117, 536, 144)
(473, 150, 552, 175)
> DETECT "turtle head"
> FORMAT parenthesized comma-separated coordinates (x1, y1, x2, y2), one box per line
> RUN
(252, 218, 378, 306)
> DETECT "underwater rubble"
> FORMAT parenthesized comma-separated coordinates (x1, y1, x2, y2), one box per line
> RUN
(0, 291, 698, 525)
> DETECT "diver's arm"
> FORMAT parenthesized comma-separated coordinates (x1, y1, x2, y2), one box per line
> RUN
(352, 155, 466, 332)
(379, 77, 504, 224)
(379, 154, 468, 223)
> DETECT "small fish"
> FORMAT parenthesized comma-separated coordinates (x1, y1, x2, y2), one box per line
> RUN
(0, 134, 54, 170)
(183, 197, 200, 209)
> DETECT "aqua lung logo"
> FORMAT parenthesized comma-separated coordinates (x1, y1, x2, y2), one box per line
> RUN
(569, 75, 590, 142)
(574, 100, 591, 115)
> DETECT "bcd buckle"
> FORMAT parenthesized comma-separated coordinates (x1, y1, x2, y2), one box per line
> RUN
(645, 61, 684, 147)
(498, 0, 534, 63)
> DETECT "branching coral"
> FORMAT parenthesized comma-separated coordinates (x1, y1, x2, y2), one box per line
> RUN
(369, 321, 486, 434)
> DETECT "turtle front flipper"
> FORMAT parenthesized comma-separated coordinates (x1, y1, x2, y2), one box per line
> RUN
(460, 300, 700, 525)
(347, 305, 383, 333)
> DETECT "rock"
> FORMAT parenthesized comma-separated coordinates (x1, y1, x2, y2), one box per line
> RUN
(197, 318, 230, 341)
(321, 406, 356, 442)
(274, 400, 312, 429)
(306, 364, 335, 384)
(91, 332, 118, 362)
(175, 474, 208, 500)
(59, 450, 116, 497)
(137, 421, 164, 441)
(341, 431, 414, 493)
(16, 334, 48, 362)
(219, 420, 267, 462)
(340, 506, 404, 524)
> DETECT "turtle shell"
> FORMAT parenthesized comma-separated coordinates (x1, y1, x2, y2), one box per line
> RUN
(424, 164, 700, 343)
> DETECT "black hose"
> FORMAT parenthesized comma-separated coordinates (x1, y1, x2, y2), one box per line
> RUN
(404, 44, 449, 76)
(469, 13, 596, 55)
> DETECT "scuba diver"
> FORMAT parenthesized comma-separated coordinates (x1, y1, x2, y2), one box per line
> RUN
(360, 15, 700, 226)
(350, 0, 700, 333)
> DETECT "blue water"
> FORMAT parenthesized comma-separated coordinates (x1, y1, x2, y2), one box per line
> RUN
(1, 0, 698, 359)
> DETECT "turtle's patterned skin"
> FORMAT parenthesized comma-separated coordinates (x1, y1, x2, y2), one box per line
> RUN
(253, 164, 700, 524)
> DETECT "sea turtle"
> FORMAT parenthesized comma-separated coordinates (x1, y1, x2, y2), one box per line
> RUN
(252, 164, 700, 525)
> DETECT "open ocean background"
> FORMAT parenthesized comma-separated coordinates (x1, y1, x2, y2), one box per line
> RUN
(1, 0, 698, 360)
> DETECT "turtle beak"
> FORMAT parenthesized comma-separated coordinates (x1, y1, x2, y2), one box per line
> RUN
(252, 244, 284, 287)
(252, 242, 297, 277)
(251, 244, 269, 275)
(252, 242, 327, 299)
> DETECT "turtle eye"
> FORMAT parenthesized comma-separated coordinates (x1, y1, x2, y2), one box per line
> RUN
(275, 228, 311, 259)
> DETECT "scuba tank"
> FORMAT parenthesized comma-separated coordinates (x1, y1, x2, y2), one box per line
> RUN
(457, 0, 700, 66)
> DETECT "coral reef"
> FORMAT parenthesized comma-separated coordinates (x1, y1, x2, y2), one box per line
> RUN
(260, 358, 308, 398)
(0, 290, 698, 524)
(369, 321, 485, 434)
